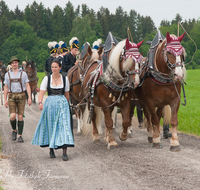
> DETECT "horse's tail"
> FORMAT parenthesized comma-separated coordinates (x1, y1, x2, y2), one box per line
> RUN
(82, 105, 103, 137)
(82, 105, 93, 136)
(163, 105, 171, 125)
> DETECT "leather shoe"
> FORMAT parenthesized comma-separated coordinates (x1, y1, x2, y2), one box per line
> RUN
(50, 150, 56, 158)
(163, 131, 172, 139)
(18, 136, 24, 142)
(62, 154, 68, 161)
(12, 131, 17, 141)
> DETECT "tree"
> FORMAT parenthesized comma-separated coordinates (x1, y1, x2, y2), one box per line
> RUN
(0, 15, 10, 45)
(81, 4, 90, 18)
(51, 5, 64, 40)
(64, 1, 75, 37)
(69, 15, 97, 47)
(14, 5, 24, 21)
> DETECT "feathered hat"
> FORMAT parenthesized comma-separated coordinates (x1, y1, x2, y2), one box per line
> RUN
(59, 41, 69, 53)
(69, 37, 79, 49)
(48, 41, 58, 54)
(93, 39, 102, 50)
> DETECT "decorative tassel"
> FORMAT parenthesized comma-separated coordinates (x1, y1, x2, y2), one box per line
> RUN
(122, 96, 124, 101)
(125, 93, 128, 97)
(112, 96, 116, 102)
(118, 99, 120, 103)
(109, 93, 112, 98)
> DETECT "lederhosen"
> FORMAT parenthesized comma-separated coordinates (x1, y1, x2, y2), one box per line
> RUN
(8, 71, 26, 115)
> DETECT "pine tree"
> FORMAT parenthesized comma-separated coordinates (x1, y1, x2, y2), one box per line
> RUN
(14, 5, 24, 21)
(52, 5, 64, 39)
(64, 1, 75, 37)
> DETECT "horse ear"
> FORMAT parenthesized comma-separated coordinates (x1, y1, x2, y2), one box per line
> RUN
(166, 32, 171, 44)
(98, 46, 103, 56)
(137, 39, 145, 49)
(125, 38, 130, 49)
(87, 46, 92, 56)
(178, 32, 186, 42)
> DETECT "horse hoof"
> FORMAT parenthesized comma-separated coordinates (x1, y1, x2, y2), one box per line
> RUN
(119, 134, 128, 141)
(107, 141, 118, 150)
(148, 137, 153, 143)
(77, 131, 81, 135)
(152, 143, 163, 149)
(170, 145, 181, 152)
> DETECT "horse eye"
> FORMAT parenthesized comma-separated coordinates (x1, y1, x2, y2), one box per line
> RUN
(167, 52, 172, 55)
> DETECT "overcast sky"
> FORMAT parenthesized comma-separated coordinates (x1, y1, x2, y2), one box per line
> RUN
(5, 0, 200, 28)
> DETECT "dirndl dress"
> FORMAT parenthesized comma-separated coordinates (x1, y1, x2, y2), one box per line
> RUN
(31, 75, 74, 149)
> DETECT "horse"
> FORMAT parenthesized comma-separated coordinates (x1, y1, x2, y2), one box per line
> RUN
(67, 45, 103, 134)
(25, 60, 38, 103)
(135, 32, 186, 151)
(0, 65, 7, 90)
(81, 38, 144, 149)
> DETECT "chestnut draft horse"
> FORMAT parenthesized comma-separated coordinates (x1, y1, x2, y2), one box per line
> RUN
(67, 44, 103, 134)
(135, 32, 186, 151)
(81, 38, 144, 149)
(25, 60, 38, 103)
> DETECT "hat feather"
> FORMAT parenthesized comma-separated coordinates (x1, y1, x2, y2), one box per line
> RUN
(59, 41, 65, 47)
(69, 37, 79, 46)
(48, 42, 53, 49)
(52, 41, 57, 48)
(97, 39, 102, 45)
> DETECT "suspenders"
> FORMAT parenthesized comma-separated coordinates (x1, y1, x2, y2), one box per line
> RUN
(8, 71, 23, 92)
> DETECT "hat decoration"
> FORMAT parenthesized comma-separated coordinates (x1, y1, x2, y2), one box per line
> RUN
(7, 56, 20, 65)
(125, 38, 144, 63)
(165, 32, 186, 56)
(48, 41, 58, 54)
(69, 37, 79, 49)
(93, 39, 102, 50)
(59, 41, 69, 53)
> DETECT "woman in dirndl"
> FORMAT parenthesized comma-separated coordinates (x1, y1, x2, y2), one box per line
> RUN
(31, 59, 74, 161)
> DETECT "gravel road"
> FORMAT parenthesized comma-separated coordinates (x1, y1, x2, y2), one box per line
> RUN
(0, 101, 200, 190)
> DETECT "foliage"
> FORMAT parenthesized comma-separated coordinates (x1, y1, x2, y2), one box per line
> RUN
(0, 0, 199, 70)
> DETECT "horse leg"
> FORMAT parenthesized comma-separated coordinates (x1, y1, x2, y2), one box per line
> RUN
(91, 106, 101, 141)
(111, 107, 117, 129)
(76, 109, 82, 134)
(33, 89, 36, 103)
(119, 102, 131, 141)
(102, 108, 118, 149)
(128, 100, 136, 138)
(151, 107, 163, 149)
(143, 109, 153, 143)
(170, 102, 181, 151)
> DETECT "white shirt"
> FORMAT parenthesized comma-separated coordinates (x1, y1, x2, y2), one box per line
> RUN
(40, 75, 70, 92)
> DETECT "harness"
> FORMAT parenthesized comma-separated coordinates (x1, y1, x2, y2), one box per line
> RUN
(8, 71, 23, 92)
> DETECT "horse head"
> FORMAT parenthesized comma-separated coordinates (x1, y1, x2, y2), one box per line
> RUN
(81, 46, 103, 69)
(0, 65, 7, 79)
(122, 38, 144, 88)
(159, 32, 186, 80)
(26, 60, 36, 78)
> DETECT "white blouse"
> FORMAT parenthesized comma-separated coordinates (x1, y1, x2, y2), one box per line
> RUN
(40, 75, 70, 92)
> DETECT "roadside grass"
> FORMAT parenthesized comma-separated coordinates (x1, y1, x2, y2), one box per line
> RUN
(37, 71, 200, 136)
(37, 72, 46, 88)
(178, 69, 200, 136)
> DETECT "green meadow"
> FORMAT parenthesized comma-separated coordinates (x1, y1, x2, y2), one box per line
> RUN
(178, 69, 200, 136)
(37, 70, 200, 136)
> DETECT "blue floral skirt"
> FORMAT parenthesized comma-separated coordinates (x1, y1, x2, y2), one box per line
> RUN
(31, 95, 74, 149)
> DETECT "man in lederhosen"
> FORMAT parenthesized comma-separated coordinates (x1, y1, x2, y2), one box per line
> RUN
(4, 56, 32, 142)
(61, 37, 79, 76)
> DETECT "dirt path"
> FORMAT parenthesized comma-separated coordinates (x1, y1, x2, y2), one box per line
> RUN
(1, 102, 200, 190)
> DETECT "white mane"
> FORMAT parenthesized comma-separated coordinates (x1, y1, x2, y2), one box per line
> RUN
(108, 40, 126, 78)
(91, 49, 99, 62)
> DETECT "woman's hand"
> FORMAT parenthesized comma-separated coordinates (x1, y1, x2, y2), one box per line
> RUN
(39, 103, 43, 110)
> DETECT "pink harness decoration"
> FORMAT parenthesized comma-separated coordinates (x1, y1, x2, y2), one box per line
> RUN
(125, 38, 144, 63)
(165, 32, 186, 56)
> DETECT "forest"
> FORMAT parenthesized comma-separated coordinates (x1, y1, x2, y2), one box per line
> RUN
(0, 0, 199, 71)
